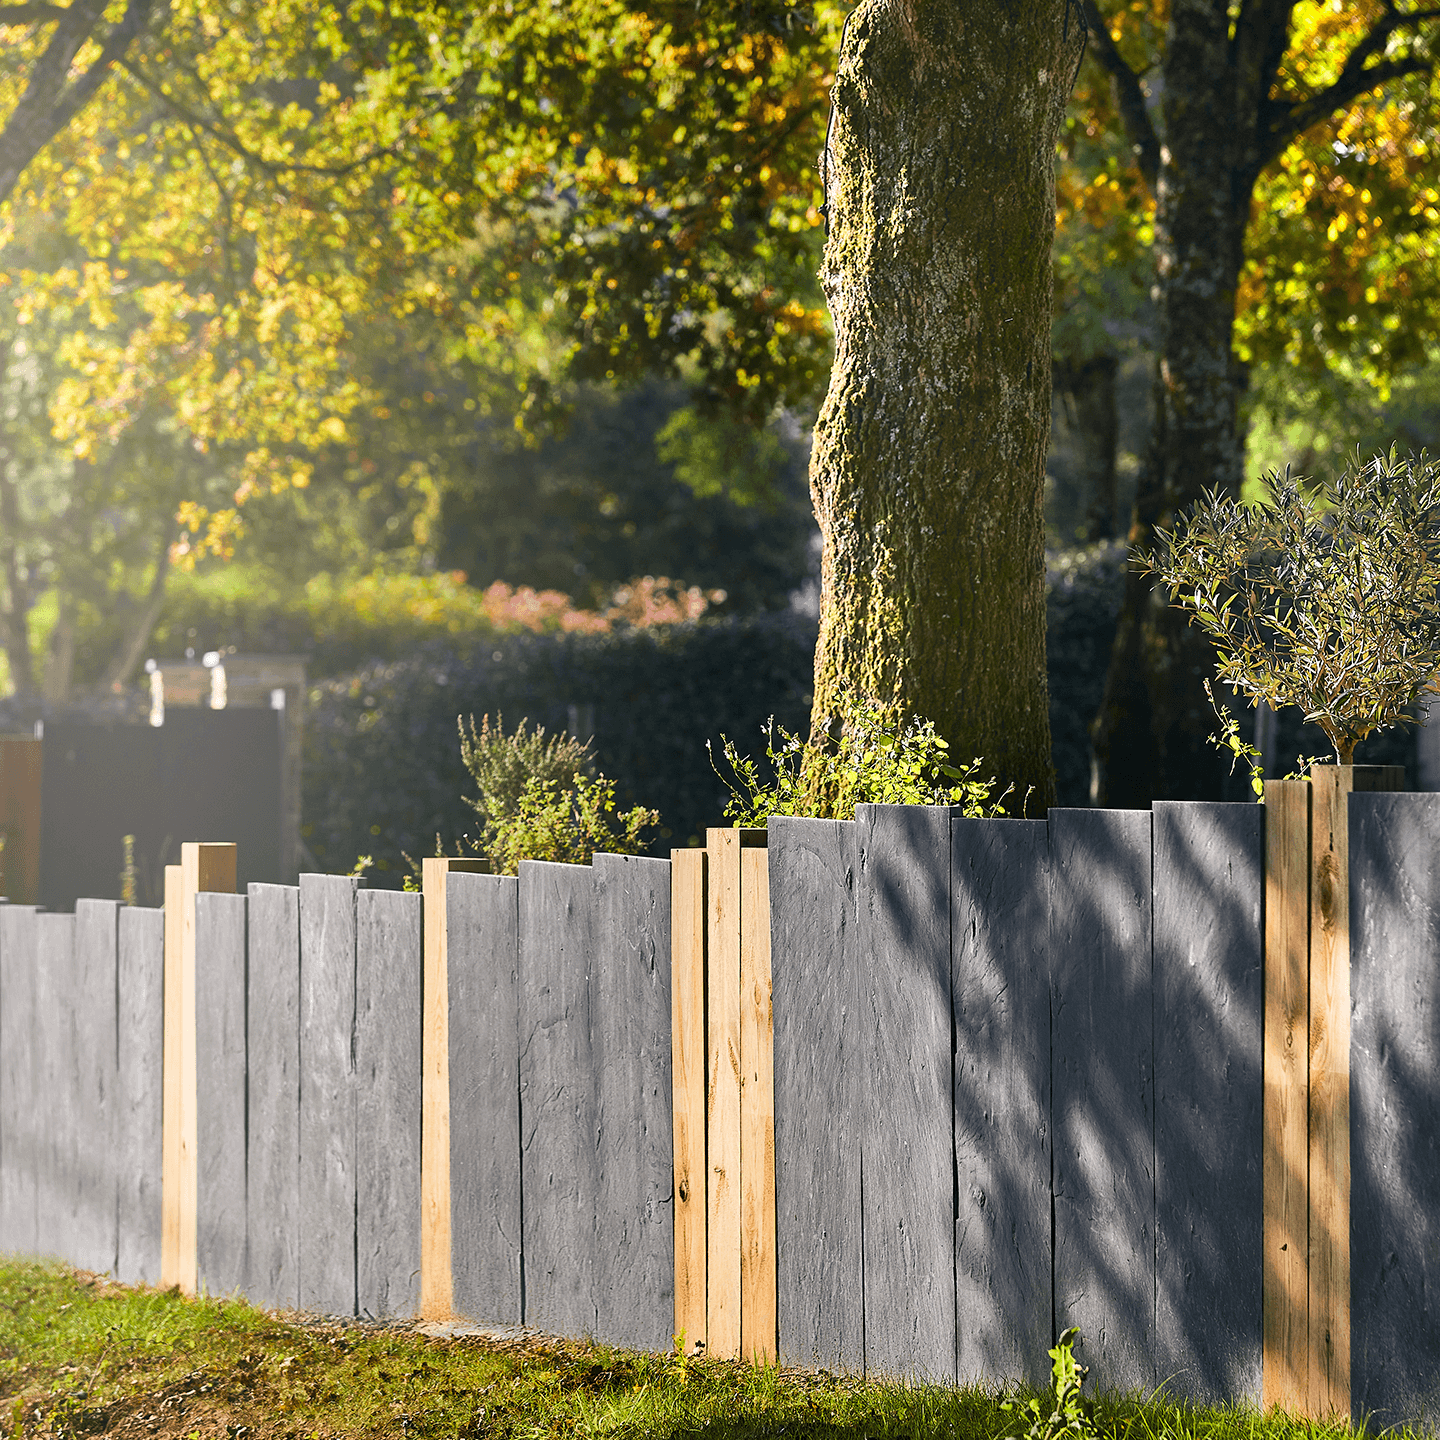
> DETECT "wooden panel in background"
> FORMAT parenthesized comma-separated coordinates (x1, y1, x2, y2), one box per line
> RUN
(670, 848, 707, 1355)
(1050, 807, 1154, 1394)
(769, 817, 862, 1373)
(195, 892, 248, 1296)
(245, 884, 300, 1310)
(519, 859, 598, 1337)
(298, 872, 359, 1316)
(117, 905, 164, 1284)
(1262, 780, 1311, 1414)
(356, 888, 423, 1318)
(1152, 802, 1264, 1405)
(855, 804, 955, 1383)
(0, 906, 39, 1253)
(447, 872, 521, 1325)
(739, 846, 775, 1364)
(0, 736, 41, 904)
(593, 853, 674, 1353)
(951, 817, 1051, 1391)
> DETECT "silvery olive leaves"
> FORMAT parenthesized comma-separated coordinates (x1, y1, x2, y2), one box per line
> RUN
(1138, 449, 1440, 765)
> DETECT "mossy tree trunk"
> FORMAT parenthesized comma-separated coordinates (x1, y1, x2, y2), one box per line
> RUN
(809, 0, 1083, 813)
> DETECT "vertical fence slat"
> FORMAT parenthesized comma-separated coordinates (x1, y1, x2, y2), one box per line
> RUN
(519, 859, 598, 1337)
(117, 905, 164, 1284)
(0, 905, 38, 1254)
(769, 817, 862, 1372)
(1350, 791, 1440, 1427)
(161, 864, 183, 1284)
(356, 888, 422, 1318)
(447, 871, 521, 1325)
(951, 816, 1051, 1390)
(856, 803, 955, 1383)
(1051, 807, 1153, 1393)
(1153, 802, 1264, 1404)
(299, 872, 359, 1316)
(739, 846, 775, 1364)
(670, 848, 707, 1355)
(195, 891, 248, 1295)
(72, 900, 119, 1276)
(705, 829, 743, 1360)
(594, 853, 674, 1352)
(1263, 779, 1310, 1411)
(245, 884, 300, 1309)
(35, 912, 77, 1264)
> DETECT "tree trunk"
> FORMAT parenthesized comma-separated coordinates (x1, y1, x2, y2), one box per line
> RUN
(809, 0, 1081, 812)
(1089, 3, 1250, 806)
(43, 594, 76, 706)
(101, 525, 174, 692)
(0, 372, 34, 698)
(1053, 351, 1120, 540)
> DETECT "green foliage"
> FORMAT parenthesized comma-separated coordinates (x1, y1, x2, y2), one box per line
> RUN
(1203, 681, 1327, 801)
(712, 694, 1017, 825)
(1140, 449, 1440, 764)
(1003, 1328, 1096, 1440)
(458, 712, 657, 874)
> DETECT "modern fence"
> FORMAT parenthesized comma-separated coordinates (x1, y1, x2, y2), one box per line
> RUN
(0, 781, 1437, 1431)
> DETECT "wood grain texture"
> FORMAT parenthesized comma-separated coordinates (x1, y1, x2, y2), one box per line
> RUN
(0, 906, 38, 1254)
(519, 859, 598, 1337)
(1349, 792, 1440, 1428)
(71, 900, 119, 1276)
(447, 872, 521, 1325)
(244, 884, 300, 1310)
(117, 906, 164, 1284)
(195, 892, 248, 1297)
(706, 829, 743, 1360)
(161, 864, 183, 1285)
(34, 913, 77, 1264)
(1050, 807, 1154, 1394)
(298, 872, 359, 1316)
(670, 848, 707, 1355)
(855, 803, 955, 1383)
(1152, 802, 1263, 1405)
(768, 817, 862, 1372)
(1263, 779, 1310, 1413)
(593, 853, 674, 1353)
(356, 888, 423, 1318)
(739, 846, 775, 1364)
(951, 817, 1050, 1391)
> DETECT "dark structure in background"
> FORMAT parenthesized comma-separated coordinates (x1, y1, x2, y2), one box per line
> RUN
(39, 710, 282, 911)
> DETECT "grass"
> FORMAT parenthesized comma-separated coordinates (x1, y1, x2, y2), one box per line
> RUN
(0, 1259, 1410, 1440)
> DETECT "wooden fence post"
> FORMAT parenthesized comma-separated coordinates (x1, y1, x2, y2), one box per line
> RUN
(419, 856, 491, 1321)
(160, 842, 236, 1293)
(671, 847, 708, 1354)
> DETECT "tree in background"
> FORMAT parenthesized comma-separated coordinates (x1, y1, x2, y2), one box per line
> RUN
(1079, 0, 1440, 804)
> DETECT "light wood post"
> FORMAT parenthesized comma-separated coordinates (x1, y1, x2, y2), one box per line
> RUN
(419, 856, 491, 1320)
(671, 847, 708, 1354)
(160, 842, 236, 1293)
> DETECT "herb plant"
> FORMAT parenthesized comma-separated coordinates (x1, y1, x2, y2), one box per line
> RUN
(1002, 1328, 1097, 1440)
(1138, 449, 1440, 764)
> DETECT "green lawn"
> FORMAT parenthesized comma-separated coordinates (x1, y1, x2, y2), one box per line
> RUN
(0, 1259, 1387, 1440)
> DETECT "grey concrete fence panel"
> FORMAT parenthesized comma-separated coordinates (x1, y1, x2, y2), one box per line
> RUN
(447, 872, 522, 1325)
(355, 888, 422, 1318)
(1050, 807, 1154, 1393)
(72, 900, 119, 1277)
(951, 817, 1052, 1391)
(592, 853, 674, 1353)
(518, 859, 599, 1338)
(195, 891, 248, 1296)
(768, 815, 863, 1372)
(0, 905, 38, 1254)
(1350, 792, 1440, 1428)
(34, 913, 77, 1263)
(245, 884, 300, 1309)
(855, 803, 956, 1383)
(298, 873, 360, 1315)
(1152, 802, 1263, 1405)
(116, 905, 164, 1284)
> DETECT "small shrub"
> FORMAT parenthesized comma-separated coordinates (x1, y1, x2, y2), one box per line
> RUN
(713, 693, 1017, 824)
(1003, 1328, 1096, 1440)
(1139, 448, 1440, 763)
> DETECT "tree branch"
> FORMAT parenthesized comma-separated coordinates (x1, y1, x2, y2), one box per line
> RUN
(0, 0, 154, 204)
(1079, 0, 1159, 190)
(0, 5, 68, 22)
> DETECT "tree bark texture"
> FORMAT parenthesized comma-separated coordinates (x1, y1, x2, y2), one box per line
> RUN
(810, 0, 1082, 812)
